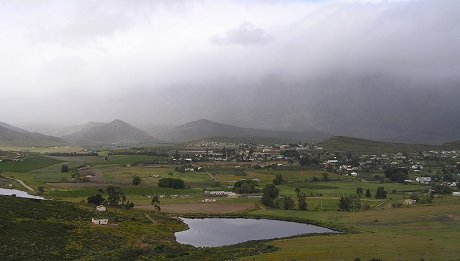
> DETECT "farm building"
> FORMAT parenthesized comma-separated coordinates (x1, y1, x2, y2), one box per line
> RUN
(453, 192, 460, 197)
(204, 191, 238, 197)
(416, 176, 431, 184)
(201, 198, 217, 203)
(404, 199, 416, 205)
(92, 218, 108, 225)
(96, 205, 106, 212)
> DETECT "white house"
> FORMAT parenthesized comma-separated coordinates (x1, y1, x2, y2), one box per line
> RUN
(350, 172, 359, 177)
(96, 205, 106, 212)
(204, 191, 238, 197)
(416, 176, 432, 184)
(201, 198, 217, 203)
(452, 192, 460, 197)
(92, 218, 108, 225)
(404, 199, 416, 205)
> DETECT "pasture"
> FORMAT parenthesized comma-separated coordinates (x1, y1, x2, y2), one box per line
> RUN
(1, 150, 459, 261)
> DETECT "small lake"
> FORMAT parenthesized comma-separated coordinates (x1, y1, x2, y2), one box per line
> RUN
(175, 218, 336, 247)
(0, 188, 44, 200)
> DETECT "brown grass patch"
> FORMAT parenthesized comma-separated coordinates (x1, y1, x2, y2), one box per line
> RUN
(136, 202, 256, 214)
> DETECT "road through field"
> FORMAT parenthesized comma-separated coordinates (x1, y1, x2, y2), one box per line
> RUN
(6, 177, 34, 192)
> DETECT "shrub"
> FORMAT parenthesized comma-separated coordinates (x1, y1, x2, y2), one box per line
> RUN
(233, 180, 259, 194)
(158, 178, 185, 189)
(132, 176, 141, 185)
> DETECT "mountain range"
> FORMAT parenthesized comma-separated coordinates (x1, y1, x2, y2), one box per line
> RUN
(61, 119, 157, 145)
(0, 122, 66, 146)
(2, 119, 460, 150)
(150, 119, 330, 143)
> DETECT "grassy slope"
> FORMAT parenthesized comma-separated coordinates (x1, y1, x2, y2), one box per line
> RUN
(0, 155, 62, 172)
(319, 136, 435, 153)
(0, 196, 276, 261)
(243, 199, 460, 261)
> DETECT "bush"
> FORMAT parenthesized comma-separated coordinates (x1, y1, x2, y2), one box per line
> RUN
(283, 196, 295, 210)
(132, 176, 141, 186)
(87, 194, 105, 205)
(375, 186, 387, 199)
(384, 168, 409, 183)
(158, 178, 185, 189)
(261, 184, 279, 208)
(419, 195, 433, 204)
(233, 180, 259, 194)
(273, 174, 284, 185)
(338, 194, 361, 211)
(392, 202, 403, 208)
(60, 164, 69, 173)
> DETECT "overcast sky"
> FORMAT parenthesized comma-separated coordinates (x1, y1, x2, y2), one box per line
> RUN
(1, 0, 459, 142)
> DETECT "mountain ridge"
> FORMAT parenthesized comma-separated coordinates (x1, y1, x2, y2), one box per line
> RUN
(151, 119, 331, 143)
(62, 119, 158, 145)
(0, 122, 66, 146)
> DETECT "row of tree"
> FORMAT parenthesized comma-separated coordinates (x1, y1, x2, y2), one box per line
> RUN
(87, 186, 134, 209)
(260, 184, 307, 210)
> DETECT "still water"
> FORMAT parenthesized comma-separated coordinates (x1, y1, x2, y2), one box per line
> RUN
(0, 188, 44, 200)
(175, 217, 336, 247)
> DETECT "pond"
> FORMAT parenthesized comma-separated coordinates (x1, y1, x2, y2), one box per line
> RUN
(175, 217, 336, 247)
(0, 188, 44, 200)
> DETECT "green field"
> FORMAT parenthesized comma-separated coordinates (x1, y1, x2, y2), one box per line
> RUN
(1, 150, 460, 260)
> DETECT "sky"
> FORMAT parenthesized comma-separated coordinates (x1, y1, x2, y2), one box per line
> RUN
(0, 0, 459, 143)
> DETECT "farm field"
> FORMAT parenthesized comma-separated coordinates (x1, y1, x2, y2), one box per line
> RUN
(0, 147, 459, 261)
(242, 201, 460, 261)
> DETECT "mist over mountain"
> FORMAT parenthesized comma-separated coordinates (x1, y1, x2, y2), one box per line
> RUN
(151, 119, 330, 143)
(1, 0, 459, 144)
(0, 122, 66, 146)
(62, 120, 157, 145)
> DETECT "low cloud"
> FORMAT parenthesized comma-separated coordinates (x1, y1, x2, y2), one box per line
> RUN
(0, 0, 459, 143)
(210, 23, 274, 45)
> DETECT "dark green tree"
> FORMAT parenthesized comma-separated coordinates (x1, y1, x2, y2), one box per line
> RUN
(151, 195, 161, 211)
(107, 186, 128, 207)
(158, 178, 185, 189)
(375, 186, 387, 199)
(132, 176, 141, 185)
(273, 174, 284, 185)
(338, 194, 361, 211)
(322, 173, 330, 182)
(261, 184, 279, 208)
(365, 188, 371, 198)
(60, 164, 69, 173)
(356, 187, 363, 196)
(87, 194, 105, 205)
(384, 168, 409, 183)
(233, 180, 259, 194)
(297, 192, 307, 210)
(283, 196, 295, 210)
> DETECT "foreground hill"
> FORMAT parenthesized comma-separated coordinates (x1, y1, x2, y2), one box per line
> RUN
(319, 136, 436, 153)
(0, 122, 66, 146)
(0, 196, 273, 260)
(62, 119, 158, 145)
(154, 119, 330, 143)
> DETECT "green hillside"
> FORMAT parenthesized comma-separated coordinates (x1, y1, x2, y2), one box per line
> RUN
(0, 196, 274, 261)
(319, 136, 435, 153)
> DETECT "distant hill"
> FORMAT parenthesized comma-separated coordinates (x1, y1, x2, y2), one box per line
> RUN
(154, 119, 330, 143)
(187, 136, 304, 145)
(318, 136, 436, 153)
(0, 122, 66, 146)
(53, 122, 104, 137)
(441, 140, 460, 151)
(62, 119, 158, 145)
